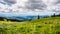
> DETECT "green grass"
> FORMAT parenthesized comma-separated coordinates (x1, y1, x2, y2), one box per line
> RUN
(0, 17, 60, 34)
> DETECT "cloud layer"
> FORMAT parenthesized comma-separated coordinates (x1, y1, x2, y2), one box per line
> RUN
(0, 0, 60, 15)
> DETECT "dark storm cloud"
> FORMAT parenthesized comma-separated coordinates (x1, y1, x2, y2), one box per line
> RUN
(25, 0, 47, 10)
(3, 0, 16, 4)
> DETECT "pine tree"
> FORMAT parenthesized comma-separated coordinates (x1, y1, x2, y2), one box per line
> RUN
(51, 13, 55, 17)
(53, 13, 55, 17)
(59, 13, 60, 16)
(38, 15, 40, 19)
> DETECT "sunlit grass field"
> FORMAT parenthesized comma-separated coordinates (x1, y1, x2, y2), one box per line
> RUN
(0, 17, 60, 34)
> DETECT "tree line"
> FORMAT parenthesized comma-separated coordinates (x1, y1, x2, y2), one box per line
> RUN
(51, 13, 60, 17)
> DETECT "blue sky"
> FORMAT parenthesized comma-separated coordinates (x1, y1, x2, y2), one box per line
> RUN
(0, 0, 60, 16)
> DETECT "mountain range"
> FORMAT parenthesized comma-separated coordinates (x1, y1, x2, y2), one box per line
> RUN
(0, 13, 46, 21)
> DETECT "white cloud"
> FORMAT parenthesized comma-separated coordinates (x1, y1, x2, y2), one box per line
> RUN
(0, 0, 60, 16)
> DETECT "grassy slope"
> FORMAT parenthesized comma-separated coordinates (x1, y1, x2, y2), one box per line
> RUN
(0, 17, 60, 34)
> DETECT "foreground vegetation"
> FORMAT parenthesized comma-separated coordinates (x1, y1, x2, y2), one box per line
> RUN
(0, 17, 60, 34)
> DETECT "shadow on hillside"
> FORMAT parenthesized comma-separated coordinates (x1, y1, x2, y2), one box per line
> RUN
(0, 17, 25, 22)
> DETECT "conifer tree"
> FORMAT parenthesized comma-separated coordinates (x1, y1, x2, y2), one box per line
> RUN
(38, 15, 40, 19)
(53, 13, 55, 17)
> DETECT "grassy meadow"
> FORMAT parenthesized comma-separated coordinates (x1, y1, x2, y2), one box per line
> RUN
(0, 17, 60, 34)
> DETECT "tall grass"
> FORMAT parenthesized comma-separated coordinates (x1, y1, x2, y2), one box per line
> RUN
(0, 17, 60, 34)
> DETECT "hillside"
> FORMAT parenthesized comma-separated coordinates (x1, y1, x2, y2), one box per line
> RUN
(0, 17, 60, 34)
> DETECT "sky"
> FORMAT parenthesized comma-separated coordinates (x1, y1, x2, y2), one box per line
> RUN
(0, 0, 60, 16)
